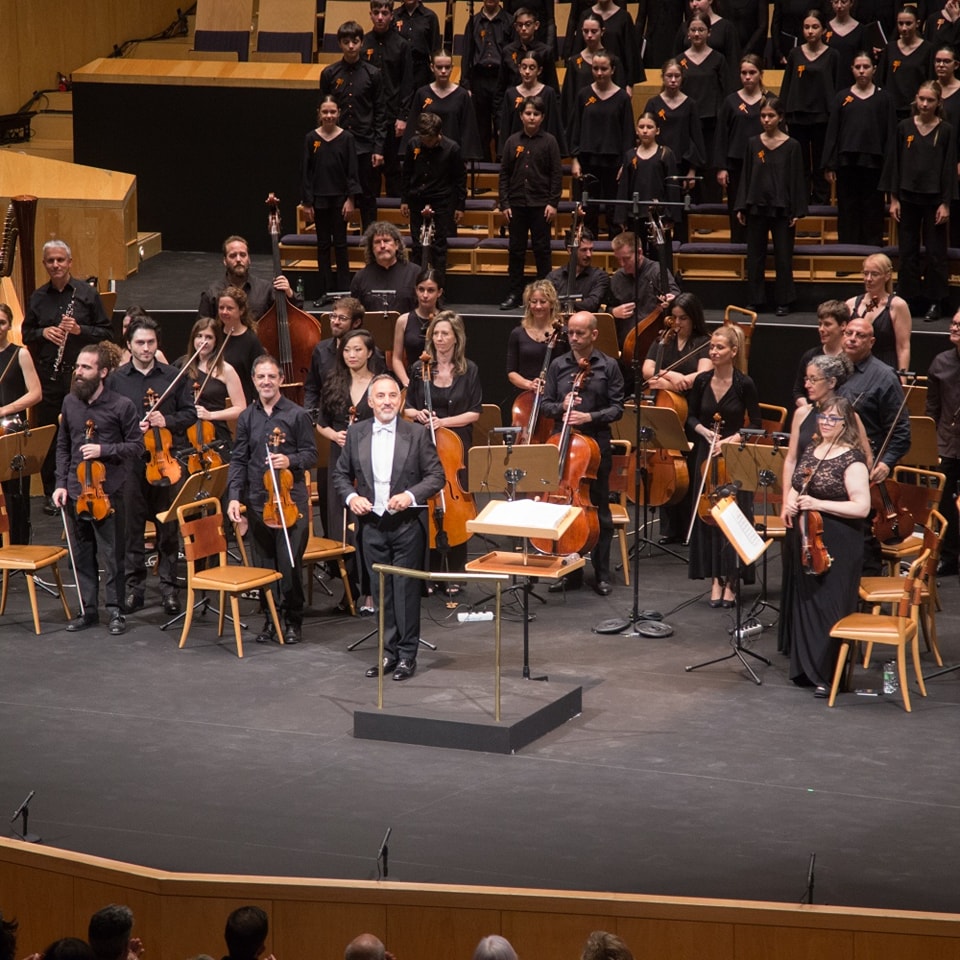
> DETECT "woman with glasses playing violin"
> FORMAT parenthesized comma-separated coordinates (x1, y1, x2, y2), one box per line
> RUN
(780, 398, 871, 697)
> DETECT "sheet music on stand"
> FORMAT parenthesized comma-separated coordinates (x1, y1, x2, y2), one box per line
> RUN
(711, 496, 770, 566)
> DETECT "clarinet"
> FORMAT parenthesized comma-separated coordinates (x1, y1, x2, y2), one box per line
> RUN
(50, 295, 76, 381)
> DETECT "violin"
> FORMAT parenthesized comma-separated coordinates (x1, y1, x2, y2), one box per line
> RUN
(142, 387, 182, 487)
(419, 353, 476, 550)
(693, 415, 728, 529)
(262, 426, 300, 529)
(510, 320, 564, 445)
(75, 419, 112, 521)
(186, 381, 224, 476)
(529, 358, 601, 556)
(797, 467, 832, 575)
(257, 193, 324, 406)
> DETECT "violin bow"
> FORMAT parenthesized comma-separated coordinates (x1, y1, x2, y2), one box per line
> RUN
(59, 505, 85, 619)
(264, 440, 296, 568)
(640, 337, 711, 391)
(142, 345, 204, 418)
(685, 414, 723, 545)
(870, 372, 916, 472)
(193, 332, 231, 403)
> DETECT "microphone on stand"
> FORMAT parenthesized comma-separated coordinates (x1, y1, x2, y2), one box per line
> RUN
(377, 827, 392, 880)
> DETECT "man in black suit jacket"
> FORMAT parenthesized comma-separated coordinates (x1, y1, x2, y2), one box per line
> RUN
(333, 373, 445, 680)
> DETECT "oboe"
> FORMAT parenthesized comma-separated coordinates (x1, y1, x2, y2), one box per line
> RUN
(50, 295, 75, 381)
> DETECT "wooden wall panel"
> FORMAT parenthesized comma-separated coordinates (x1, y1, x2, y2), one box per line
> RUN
(854, 932, 960, 960)
(500, 909, 621, 960)
(273, 901, 388, 960)
(158, 896, 273, 960)
(734, 923, 854, 960)
(619, 916, 735, 960)
(0, 859, 75, 955)
(387, 904, 501, 960)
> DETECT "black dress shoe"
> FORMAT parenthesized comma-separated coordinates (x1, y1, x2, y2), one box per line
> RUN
(924, 304, 941, 322)
(66, 613, 99, 632)
(42, 496, 58, 516)
(775, 305, 790, 317)
(499, 294, 522, 310)
(255, 621, 277, 644)
(108, 614, 126, 636)
(393, 658, 417, 680)
(283, 624, 301, 645)
(162, 594, 181, 615)
(814, 684, 829, 699)
(366, 656, 398, 677)
(658, 535, 681, 545)
(593, 580, 612, 596)
(124, 592, 144, 613)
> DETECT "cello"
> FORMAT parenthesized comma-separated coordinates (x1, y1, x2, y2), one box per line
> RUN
(620, 212, 672, 366)
(258, 192, 324, 406)
(510, 318, 564, 445)
(529, 358, 601, 556)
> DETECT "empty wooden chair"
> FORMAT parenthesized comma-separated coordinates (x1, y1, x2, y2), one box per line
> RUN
(303, 470, 356, 613)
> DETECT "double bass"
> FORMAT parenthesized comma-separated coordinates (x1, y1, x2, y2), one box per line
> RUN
(258, 193, 324, 406)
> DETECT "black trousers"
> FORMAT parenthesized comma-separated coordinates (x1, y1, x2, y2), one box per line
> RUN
(248, 508, 308, 626)
(33, 373, 69, 497)
(507, 204, 553, 296)
(361, 510, 427, 662)
(1, 477, 31, 544)
(575, 155, 620, 239)
(790, 120, 829, 205)
(897, 196, 949, 304)
(124, 473, 179, 599)
(836, 165, 884, 246)
(67, 495, 126, 618)
(722, 159, 747, 243)
(938, 455, 960, 567)
(468, 68, 500, 161)
(356, 153, 381, 230)
(745, 212, 796, 307)
(381, 127, 404, 199)
(313, 198, 351, 298)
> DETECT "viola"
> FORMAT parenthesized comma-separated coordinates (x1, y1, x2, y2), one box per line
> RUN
(186, 381, 224, 476)
(510, 320, 564, 445)
(529, 358, 601, 556)
(75, 419, 112, 521)
(419, 353, 476, 550)
(262, 426, 300, 529)
(797, 468, 832, 575)
(142, 387, 182, 487)
(257, 192, 324, 406)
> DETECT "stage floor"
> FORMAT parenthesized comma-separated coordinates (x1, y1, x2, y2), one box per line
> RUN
(1, 502, 959, 915)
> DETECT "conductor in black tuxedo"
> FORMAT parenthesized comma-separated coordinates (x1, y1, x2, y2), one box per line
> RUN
(333, 373, 445, 680)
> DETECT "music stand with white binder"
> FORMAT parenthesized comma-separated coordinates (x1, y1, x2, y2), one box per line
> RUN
(685, 495, 773, 684)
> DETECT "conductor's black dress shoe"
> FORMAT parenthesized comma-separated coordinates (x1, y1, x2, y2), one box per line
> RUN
(366, 657, 398, 677)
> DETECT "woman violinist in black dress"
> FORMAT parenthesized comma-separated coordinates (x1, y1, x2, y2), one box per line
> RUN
(686, 323, 761, 606)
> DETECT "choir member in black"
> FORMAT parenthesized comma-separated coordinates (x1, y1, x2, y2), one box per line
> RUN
(925, 309, 960, 576)
(735, 97, 808, 316)
(315, 328, 380, 609)
(716, 55, 770, 242)
(822, 52, 897, 246)
(723, 0, 770, 58)
(771, 0, 831, 66)
(560, 15, 627, 130)
(779, 10, 841, 205)
(216, 286, 264, 403)
(614, 112, 683, 246)
(506, 280, 568, 395)
(580, 0, 644, 89)
(402, 49, 484, 161)
(845, 253, 912, 369)
(22, 239, 112, 512)
(198, 235, 300, 323)
(782, 398, 871, 695)
(393, 0, 441, 93)
(350, 221, 422, 314)
(401, 112, 467, 288)
(108, 315, 196, 617)
(933, 46, 960, 244)
(498, 96, 563, 310)
(227, 355, 318, 645)
(301, 97, 361, 305)
(541, 310, 625, 595)
(674, 0, 740, 67)
(498, 49, 567, 156)
(570, 51, 635, 241)
(790, 299, 849, 407)
(499, 9, 561, 100)
(0, 303, 42, 543)
(641, 292, 712, 544)
(461, 0, 514, 160)
(404, 311, 482, 581)
(925, 1, 960, 50)
(54, 343, 143, 634)
(320, 21, 387, 230)
(877, 7, 934, 119)
(392, 268, 442, 387)
(825, 0, 866, 77)
(881, 81, 957, 321)
(363, 1, 413, 197)
(638, 0, 687, 68)
(545, 228, 611, 312)
(686, 324, 760, 605)
(608, 231, 681, 349)
(504, 0, 557, 52)
(177, 316, 246, 458)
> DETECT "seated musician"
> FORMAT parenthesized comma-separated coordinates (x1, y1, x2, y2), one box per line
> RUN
(506, 280, 569, 399)
(0, 302, 43, 543)
(544, 228, 611, 315)
(640, 292, 712, 545)
(217, 286, 265, 404)
(198, 235, 302, 323)
(540, 310, 625, 596)
(404, 311, 481, 588)
(332, 374, 445, 681)
(108, 316, 196, 617)
(349, 221, 421, 314)
(227, 355, 318, 645)
(391, 268, 442, 388)
(789, 300, 849, 408)
(54, 343, 144, 635)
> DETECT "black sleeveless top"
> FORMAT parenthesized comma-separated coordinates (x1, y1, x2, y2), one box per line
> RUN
(0, 344, 27, 409)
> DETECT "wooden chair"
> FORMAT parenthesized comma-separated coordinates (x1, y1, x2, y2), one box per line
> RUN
(828, 550, 929, 712)
(0, 490, 71, 634)
(758, 402, 788, 434)
(609, 440, 634, 585)
(176, 497, 284, 658)
(879, 466, 945, 576)
(859, 510, 946, 668)
(473, 403, 503, 448)
(723, 305, 758, 365)
(303, 470, 356, 613)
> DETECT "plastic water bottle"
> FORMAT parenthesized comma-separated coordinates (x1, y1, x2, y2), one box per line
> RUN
(295, 277, 305, 301)
(882, 660, 898, 695)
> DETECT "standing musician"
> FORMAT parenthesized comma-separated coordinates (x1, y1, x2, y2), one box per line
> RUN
(198, 235, 301, 323)
(22, 240, 112, 515)
(108, 316, 196, 616)
(350, 222, 422, 314)
(541, 310, 624, 596)
(790, 299, 849, 407)
(54, 343, 143, 634)
(217, 286, 265, 403)
(544, 228, 611, 314)
(0, 303, 42, 543)
(333, 373, 445, 680)
(391, 268, 442, 388)
(227, 355, 318, 645)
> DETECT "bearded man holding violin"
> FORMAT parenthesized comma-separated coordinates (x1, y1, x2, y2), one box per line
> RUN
(108, 316, 196, 617)
(541, 310, 624, 596)
(227, 355, 317, 646)
(54, 343, 143, 635)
